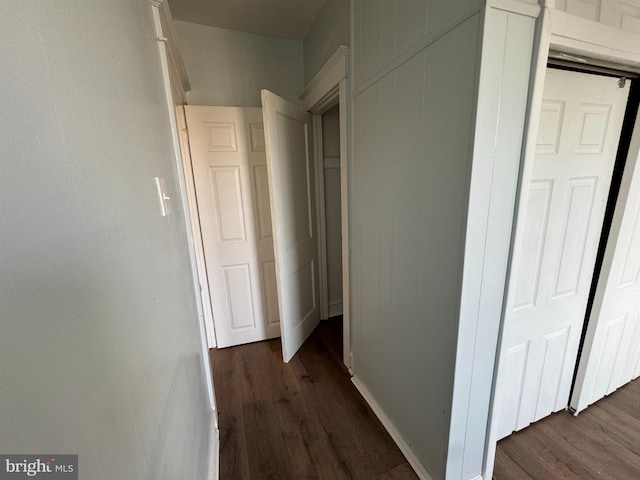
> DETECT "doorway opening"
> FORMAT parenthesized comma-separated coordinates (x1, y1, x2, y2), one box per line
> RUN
(178, 48, 351, 367)
(315, 102, 347, 368)
(317, 104, 344, 321)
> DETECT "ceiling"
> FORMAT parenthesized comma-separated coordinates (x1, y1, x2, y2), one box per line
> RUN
(167, 0, 327, 40)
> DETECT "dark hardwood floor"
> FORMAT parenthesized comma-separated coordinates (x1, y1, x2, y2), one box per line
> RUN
(210, 317, 419, 480)
(494, 378, 640, 480)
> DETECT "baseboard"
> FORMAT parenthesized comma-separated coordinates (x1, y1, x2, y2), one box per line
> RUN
(208, 414, 219, 480)
(351, 376, 435, 480)
(328, 301, 343, 318)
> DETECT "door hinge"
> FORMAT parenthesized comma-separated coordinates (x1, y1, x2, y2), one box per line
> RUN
(619, 77, 627, 88)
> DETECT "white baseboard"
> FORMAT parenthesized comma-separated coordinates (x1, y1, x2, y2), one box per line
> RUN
(351, 376, 434, 480)
(328, 301, 343, 318)
(208, 414, 219, 480)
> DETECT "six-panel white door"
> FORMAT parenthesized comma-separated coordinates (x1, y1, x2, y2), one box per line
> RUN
(496, 69, 630, 439)
(185, 106, 280, 348)
(571, 113, 640, 414)
(261, 90, 321, 363)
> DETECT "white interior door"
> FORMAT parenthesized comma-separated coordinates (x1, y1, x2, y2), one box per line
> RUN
(261, 90, 321, 363)
(496, 68, 629, 439)
(571, 109, 640, 414)
(185, 106, 280, 348)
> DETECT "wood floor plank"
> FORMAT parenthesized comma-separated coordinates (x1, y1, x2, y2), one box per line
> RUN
(495, 379, 640, 480)
(493, 447, 534, 480)
(373, 463, 419, 480)
(539, 411, 640, 479)
(498, 422, 585, 480)
(243, 399, 319, 480)
(593, 401, 640, 454)
(294, 339, 407, 478)
(210, 346, 251, 480)
(212, 318, 416, 480)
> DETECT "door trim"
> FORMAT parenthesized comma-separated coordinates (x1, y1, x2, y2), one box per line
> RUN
(484, 7, 640, 479)
(301, 46, 352, 370)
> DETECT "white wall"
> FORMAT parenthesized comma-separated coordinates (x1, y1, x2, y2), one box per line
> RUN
(322, 105, 343, 315)
(174, 21, 304, 107)
(552, 0, 640, 33)
(351, 1, 484, 478)
(0, 1, 213, 478)
(303, 0, 351, 84)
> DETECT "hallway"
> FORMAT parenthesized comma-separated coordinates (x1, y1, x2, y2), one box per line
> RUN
(210, 318, 418, 479)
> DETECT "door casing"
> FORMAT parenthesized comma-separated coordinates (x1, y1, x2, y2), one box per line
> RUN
(301, 46, 352, 370)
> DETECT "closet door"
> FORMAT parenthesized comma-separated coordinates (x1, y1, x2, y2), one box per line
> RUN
(572, 118, 640, 414)
(496, 69, 629, 438)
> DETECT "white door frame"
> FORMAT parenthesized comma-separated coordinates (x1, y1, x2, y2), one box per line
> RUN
(300, 46, 352, 370)
(485, 6, 640, 478)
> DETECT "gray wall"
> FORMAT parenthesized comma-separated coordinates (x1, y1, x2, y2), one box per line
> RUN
(0, 1, 212, 478)
(174, 21, 304, 107)
(351, 1, 484, 478)
(303, 0, 350, 84)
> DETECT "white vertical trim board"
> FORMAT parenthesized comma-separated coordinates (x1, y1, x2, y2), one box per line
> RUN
(483, 10, 549, 477)
(338, 77, 351, 367)
(450, 5, 537, 480)
(483, 6, 550, 479)
(351, 376, 434, 480)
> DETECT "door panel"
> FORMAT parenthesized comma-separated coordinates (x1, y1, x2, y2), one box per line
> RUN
(185, 106, 280, 348)
(572, 116, 640, 413)
(261, 90, 320, 363)
(497, 69, 630, 439)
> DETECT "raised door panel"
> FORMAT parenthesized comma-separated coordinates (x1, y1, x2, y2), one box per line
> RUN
(513, 181, 553, 310)
(252, 165, 273, 240)
(223, 264, 257, 330)
(552, 177, 598, 298)
(210, 167, 247, 244)
(205, 122, 238, 152)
